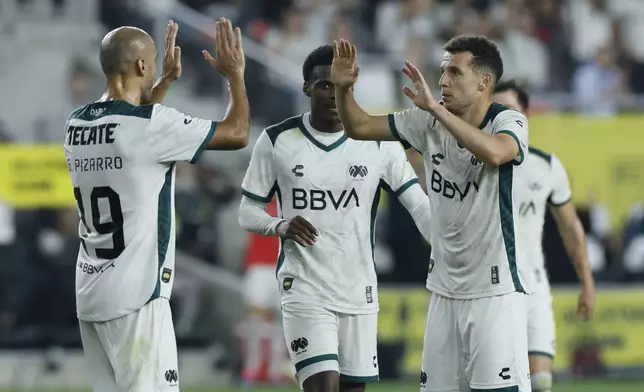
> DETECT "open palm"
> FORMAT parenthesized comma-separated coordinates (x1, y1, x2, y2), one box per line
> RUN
(203, 18, 245, 77)
(331, 39, 360, 89)
(401, 60, 438, 111)
(161, 20, 182, 81)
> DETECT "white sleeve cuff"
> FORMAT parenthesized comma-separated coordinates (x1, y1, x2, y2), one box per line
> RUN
(238, 196, 284, 236)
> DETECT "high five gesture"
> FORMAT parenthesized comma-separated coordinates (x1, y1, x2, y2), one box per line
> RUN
(331, 39, 360, 90)
(203, 18, 245, 78)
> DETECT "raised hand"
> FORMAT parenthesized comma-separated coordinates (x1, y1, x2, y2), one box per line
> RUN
(161, 20, 182, 81)
(331, 39, 360, 89)
(203, 18, 245, 78)
(276, 216, 319, 247)
(401, 60, 438, 112)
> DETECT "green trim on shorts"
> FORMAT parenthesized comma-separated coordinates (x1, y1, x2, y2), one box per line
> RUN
(528, 350, 555, 359)
(340, 374, 379, 383)
(471, 386, 518, 392)
(294, 353, 339, 372)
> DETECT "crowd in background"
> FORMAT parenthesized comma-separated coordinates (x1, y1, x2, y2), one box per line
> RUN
(1, 0, 644, 374)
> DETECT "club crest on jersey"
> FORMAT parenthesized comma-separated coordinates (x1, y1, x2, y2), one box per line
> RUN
(347, 164, 368, 181)
(89, 107, 105, 117)
(162, 268, 172, 283)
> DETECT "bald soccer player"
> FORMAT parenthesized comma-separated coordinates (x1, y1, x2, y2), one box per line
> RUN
(64, 19, 249, 392)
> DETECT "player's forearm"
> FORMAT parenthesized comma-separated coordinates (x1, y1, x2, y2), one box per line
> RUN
(214, 74, 250, 149)
(397, 184, 431, 244)
(429, 104, 512, 167)
(557, 212, 595, 289)
(336, 87, 391, 141)
(147, 77, 174, 105)
(336, 87, 370, 138)
(238, 196, 284, 236)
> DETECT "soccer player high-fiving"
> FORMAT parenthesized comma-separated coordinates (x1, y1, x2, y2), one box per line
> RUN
(65, 18, 249, 392)
(238, 45, 431, 392)
(332, 37, 532, 392)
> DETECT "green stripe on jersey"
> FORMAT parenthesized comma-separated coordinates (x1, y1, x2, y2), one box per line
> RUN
(189, 121, 217, 164)
(528, 146, 551, 163)
(242, 189, 273, 203)
(496, 130, 524, 165)
(387, 113, 412, 150)
(369, 182, 384, 263)
(339, 374, 379, 383)
(69, 101, 154, 122)
(265, 116, 301, 146)
(478, 102, 508, 129)
(498, 163, 525, 293)
(298, 117, 348, 152)
(294, 353, 339, 372)
(149, 166, 173, 303)
(274, 184, 285, 275)
(394, 178, 419, 197)
(528, 350, 555, 359)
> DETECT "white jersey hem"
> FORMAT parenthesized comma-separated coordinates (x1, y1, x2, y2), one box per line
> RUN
(281, 298, 379, 315)
(425, 282, 519, 300)
(77, 295, 171, 323)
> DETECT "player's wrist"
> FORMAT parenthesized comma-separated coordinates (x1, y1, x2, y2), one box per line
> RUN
(274, 219, 289, 237)
(226, 71, 245, 83)
(426, 101, 444, 116)
(581, 279, 595, 291)
(337, 84, 354, 94)
(157, 75, 176, 86)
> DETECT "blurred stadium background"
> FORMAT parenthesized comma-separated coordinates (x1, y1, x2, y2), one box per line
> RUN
(0, 0, 643, 390)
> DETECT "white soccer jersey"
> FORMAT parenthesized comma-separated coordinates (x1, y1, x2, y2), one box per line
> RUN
(515, 148, 572, 294)
(241, 112, 419, 314)
(64, 100, 216, 322)
(389, 103, 529, 299)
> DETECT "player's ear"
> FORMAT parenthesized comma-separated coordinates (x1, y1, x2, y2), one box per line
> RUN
(135, 58, 146, 77)
(479, 73, 492, 92)
(303, 82, 311, 97)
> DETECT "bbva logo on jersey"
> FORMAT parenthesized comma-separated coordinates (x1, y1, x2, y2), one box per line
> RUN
(292, 188, 360, 210)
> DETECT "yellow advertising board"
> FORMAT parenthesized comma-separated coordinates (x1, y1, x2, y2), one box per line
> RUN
(0, 144, 75, 208)
(551, 287, 644, 371)
(528, 115, 644, 229)
(378, 287, 644, 376)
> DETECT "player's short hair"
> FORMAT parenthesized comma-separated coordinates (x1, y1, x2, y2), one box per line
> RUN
(444, 35, 503, 84)
(494, 80, 530, 111)
(302, 45, 334, 82)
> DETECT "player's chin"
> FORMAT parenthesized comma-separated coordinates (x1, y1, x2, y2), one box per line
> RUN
(327, 108, 341, 121)
(443, 101, 459, 114)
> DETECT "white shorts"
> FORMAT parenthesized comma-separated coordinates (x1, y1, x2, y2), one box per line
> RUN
(79, 298, 179, 392)
(527, 290, 556, 359)
(282, 302, 379, 387)
(244, 265, 281, 312)
(421, 292, 531, 392)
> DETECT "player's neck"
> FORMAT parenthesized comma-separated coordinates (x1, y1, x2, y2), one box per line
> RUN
(309, 111, 343, 133)
(459, 97, 494, 128)
(100, 79, 143, 106)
